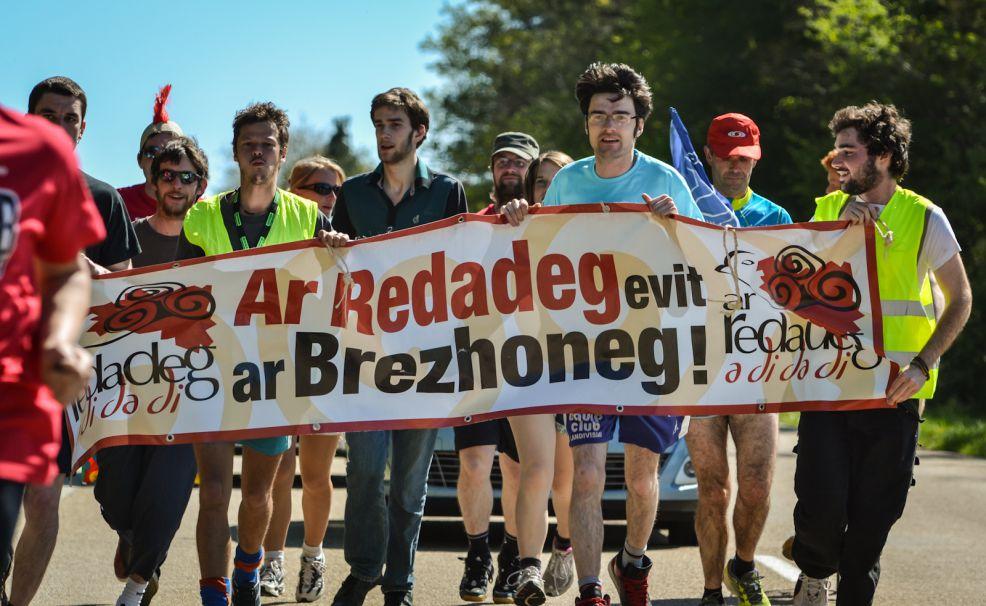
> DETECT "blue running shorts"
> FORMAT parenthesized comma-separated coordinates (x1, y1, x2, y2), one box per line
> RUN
(565, 413, 684, 454)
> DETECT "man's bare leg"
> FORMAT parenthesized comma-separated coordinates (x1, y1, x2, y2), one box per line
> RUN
(730, 414, 777, 561)
(623, 444, 660, 552)
(299, 434, 340, 548)
(499, 452, 520, 537)
(686, 418, 731, 589)
(262, 445, 296, 554)
(237, 447, 282, 553)
(570, 442, 607, 581)
(507, 414, 556, 560)
(457, 445, 496, 536)
(194, 443, 234, 580)
(551, 433, 574, 540)
(8, 477, 63, 605)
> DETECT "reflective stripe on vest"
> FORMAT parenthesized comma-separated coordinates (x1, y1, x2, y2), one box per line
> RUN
(813, 188, 938, 398)
(183, 188, 319, 256)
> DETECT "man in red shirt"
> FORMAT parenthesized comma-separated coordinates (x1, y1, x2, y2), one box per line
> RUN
(117, 85, 185, 220)
(0, 105, 105, 584)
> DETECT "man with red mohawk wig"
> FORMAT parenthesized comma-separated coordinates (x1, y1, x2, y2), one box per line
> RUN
(118, 85, 185, 220)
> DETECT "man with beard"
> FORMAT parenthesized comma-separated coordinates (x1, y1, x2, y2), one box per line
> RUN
(792, 102, 972, 606)
(174, 102, 330, 606)
(91, 137, 208, 606)
(687, 113, 790, 606)
(320, 87, 467, 606)
(4, 76, 141, 606)
(451, 131, 537, 604)
(500, 63, 699, 606)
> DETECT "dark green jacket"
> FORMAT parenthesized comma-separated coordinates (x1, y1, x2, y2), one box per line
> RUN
(330, 160, 467, 239)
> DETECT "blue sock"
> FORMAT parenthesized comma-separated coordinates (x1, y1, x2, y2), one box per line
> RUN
(199, 577, 230, 606)
(232, 545, 263, 586)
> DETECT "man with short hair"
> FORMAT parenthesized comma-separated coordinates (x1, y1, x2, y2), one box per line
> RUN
(92, 136, 209, 606)
(793, 102, 972, 606)
(118, 86, 185, 220)
(454, 131, 538, 604)
(501, 62, 700, 606)
(320, 87, 467, 606)
(688, 113, 791, 606)
(175, 102, 330, 606)
(0, 103, 105, 606)
(4, 76, 141, 606)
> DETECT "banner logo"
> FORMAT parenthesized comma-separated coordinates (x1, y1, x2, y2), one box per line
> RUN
(87, 282, 216, 348)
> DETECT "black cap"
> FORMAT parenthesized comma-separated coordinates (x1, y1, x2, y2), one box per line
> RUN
(490, 132, 540, 162)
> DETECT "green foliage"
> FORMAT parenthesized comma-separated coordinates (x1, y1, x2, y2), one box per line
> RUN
(921, 404, 986, 457)
(423, 0, 985, 410)
(325, 117, 374, 178)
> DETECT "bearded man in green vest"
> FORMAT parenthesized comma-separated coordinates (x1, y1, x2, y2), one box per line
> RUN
(791, 103, 972, 606)
(175, 102, 330, 606)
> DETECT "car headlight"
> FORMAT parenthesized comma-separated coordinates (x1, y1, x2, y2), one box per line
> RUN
(674, 456, 697, 486)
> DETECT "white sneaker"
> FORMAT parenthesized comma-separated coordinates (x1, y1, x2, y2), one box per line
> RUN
(543, 545, 574, 597)
(296, 554, 326, 602)
(513, 566, 546, 606)
(259, 558, 285, 597)
(792, 573, 830, 606)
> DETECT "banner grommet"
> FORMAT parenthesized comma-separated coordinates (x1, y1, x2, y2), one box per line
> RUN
(464, 415, 472, 423)
(615, 405, 624, 413)
(313, 423, 321, 432)
(165, 434, 175, 442)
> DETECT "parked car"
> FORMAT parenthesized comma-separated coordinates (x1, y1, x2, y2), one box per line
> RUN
(423, 424, 698, 545)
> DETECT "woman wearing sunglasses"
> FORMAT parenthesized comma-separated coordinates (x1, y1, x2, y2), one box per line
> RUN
(257, 154, 347, 601)
(288, 155, 347, 216)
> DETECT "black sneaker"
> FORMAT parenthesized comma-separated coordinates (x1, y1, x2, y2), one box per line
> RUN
(331, 574, 376, 606)
(459, 553, 494, 602)
(492, 555, 521, 604)
(231, 578, 261, 606)
(383, 590, 413, 606)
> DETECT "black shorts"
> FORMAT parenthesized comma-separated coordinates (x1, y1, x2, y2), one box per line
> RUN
(56, 416, 72, 475)
(454, 419, 518, 462)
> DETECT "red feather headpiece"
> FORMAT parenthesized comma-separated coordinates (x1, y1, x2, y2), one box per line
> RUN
(153, 84, 173, 124)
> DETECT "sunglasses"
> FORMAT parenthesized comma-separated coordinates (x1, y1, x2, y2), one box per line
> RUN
(158, 169, 202, 185)
(301, 182, 342, 196)
(140, 146, 164, 160)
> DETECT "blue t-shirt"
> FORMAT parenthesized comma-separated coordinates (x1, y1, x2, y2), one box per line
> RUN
(731, 189, 792, 227)
(542, 150, 702, 220)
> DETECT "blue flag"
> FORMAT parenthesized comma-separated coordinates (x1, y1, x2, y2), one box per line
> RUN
(669, 107, 738, 226)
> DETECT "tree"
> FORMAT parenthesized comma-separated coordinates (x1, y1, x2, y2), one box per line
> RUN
(325, 117, 373, 178)
(423, 0, 985, 408)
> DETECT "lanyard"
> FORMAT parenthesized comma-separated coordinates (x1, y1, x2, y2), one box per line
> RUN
(230, 189, 278, 250)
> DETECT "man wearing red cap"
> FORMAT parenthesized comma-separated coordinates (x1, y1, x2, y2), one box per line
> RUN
(686, 113, 791, 606)
(118, 86, 185, 220)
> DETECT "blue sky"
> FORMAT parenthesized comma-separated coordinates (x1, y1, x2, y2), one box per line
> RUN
(1, 0, 451, 192)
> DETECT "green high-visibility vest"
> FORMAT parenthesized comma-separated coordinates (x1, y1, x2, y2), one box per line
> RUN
(813, 188, 938, 398)
(182, 188, 319, 256)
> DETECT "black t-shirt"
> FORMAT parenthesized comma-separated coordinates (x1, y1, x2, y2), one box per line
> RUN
(83, 172, 141, 267)
(175, 203, 331, 261)
(130, 217, 180, 269)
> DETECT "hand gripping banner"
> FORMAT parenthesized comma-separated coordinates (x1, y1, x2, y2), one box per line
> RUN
(67, 205, 892, 469)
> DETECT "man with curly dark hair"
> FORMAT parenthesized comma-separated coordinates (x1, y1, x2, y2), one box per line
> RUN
(791, 102, 972, 606)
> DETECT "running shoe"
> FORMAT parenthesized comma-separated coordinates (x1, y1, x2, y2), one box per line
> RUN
(606, 552, 651, 606)
(259, 558, 285, 597)
(492, 555, 521, 604)
(383, 590, 413, 606)
(459, 553, 494, 602)
(331, 574, 375, 606)
(296, 554, 326, 602)
(574, 595, 611, 606)
(723, 559, 770, 605)
(792, 574, 830, 606)
(699, 589, 726, 605)
(543, 543, 575, 596)
(231, 578, 261, 606)
(512, 565, 546, 606)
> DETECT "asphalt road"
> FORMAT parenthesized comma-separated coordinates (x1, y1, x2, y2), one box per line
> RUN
(12, 428, 985, 605)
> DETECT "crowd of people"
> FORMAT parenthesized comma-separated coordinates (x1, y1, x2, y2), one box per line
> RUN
(0, 61, 972, 606)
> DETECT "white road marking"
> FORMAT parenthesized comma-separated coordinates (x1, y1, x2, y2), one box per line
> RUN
(756, 554, 801, 583)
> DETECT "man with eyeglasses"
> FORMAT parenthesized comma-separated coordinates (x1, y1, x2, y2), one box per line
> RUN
(501, 62, 700, 606)
(90, 137, 208, 606)
(174, 102, 330, 606)
(3, 76, 141, 606)
(118, 86, 185, 220)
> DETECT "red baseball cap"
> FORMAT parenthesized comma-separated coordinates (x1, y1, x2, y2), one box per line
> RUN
(707, 113, 761, 160)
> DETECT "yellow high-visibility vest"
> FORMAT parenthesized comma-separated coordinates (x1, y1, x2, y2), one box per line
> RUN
(183, 188, 318, 256)
(813, 188, 938, 398)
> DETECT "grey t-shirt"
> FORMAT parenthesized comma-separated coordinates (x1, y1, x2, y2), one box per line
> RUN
(131, 217, 180, 269)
